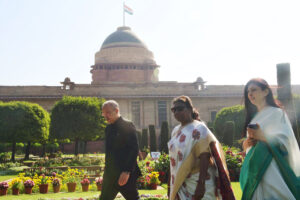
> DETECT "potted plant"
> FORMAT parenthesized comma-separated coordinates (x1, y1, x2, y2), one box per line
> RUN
(10, 178, 22, 195)
(147, 171, 161, 190)
(52, 178, 61, 193)
(62, 168, 82, 192)
(80, 176, 90, 192)
(38, 174, 50, 194)
(0, 181, 9, 196)
(23, 179, 35, 194)
(95, 177, 103, 191)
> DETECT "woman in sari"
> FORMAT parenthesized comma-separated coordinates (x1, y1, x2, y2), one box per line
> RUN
(240, 78, 300, 200)
(168, 95, 235, 200)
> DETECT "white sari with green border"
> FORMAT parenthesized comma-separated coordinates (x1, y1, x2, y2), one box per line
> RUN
(241, 106, 300, 200)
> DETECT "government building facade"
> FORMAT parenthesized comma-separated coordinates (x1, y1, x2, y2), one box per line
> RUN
(1, 26, 300, 132)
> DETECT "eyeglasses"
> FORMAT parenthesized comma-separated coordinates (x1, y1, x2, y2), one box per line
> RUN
(171, 106, 186, 113)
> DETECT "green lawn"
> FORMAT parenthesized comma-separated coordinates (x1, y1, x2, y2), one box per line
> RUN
(232, 182, 242, 200)
(0, 189, 168, 200)
(0, 175, 15, 182)
(0, 187, 243, 200)
(0, 191, 101, 200)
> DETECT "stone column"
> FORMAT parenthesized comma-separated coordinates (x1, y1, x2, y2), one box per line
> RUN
(276, 63, 300, 142)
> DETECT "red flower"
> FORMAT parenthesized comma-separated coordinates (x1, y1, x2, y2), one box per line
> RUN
(170, 157, 176, 167)
(146, 161, 150, 167)
(179, 134, 186, 143)
(159, 171, 165, 176)
(192, 129, 201, 140)
(178, 151, 183, 161)
(226, 150, 232, 155)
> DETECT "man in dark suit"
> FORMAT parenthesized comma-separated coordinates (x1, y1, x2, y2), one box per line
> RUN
(100, 100, 141, 200)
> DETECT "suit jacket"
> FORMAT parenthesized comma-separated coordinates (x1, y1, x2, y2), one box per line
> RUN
(102, 117, 141, 187)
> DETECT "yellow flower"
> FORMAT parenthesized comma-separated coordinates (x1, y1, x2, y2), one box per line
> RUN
(10, 178, 23, 189)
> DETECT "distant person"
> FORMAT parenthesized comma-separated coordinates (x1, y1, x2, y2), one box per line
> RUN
(100, 100, 141, 200)
(168, 95, 235, 200)
(240, 78, 300, 200)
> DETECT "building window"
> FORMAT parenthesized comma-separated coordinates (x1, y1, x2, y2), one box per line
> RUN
(131, 101, 140, 127)
(158, 101, 167, 127)
(211, 111, 217, 122)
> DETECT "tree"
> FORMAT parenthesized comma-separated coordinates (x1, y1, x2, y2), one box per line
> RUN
(214, 105, 245, 144)
(136, 130, 142, 151)
(149, 125, 157, 152)
(160, 121, 169, 153)
(222, 121, 235, 146)
(141, 128, 148, 151)
(0, 101, 50, 161)
(50, 96, 106, 155)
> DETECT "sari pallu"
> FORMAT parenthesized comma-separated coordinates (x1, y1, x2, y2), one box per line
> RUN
(240, 141, 300, 200)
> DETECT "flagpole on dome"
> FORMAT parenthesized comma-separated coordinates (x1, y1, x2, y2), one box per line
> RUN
(123, 2, 133, 27)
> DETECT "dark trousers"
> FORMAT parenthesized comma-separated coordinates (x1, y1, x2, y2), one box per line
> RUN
(99, 173, 140, 200)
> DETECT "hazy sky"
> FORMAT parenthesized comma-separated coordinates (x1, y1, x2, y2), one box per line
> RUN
(1, 0, 300, 86)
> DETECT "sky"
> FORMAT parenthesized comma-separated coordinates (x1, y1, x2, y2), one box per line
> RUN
(1, 0, 300, 86)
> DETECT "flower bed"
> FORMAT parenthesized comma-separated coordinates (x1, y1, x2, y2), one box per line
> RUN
(137, 154, 170, 190)
(0, 168, 105, 195)
(222, 145, 244, 181)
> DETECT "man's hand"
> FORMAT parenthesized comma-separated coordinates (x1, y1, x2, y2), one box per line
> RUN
(118, 172, 130, 186)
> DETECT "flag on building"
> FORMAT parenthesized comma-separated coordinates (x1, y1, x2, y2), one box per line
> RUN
(124, 4, 133, 15)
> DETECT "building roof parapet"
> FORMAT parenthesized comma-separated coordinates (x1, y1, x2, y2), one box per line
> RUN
(0, 92, 243, 100)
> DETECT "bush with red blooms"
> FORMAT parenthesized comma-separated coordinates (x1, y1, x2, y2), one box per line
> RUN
(223, 145, 244, 181)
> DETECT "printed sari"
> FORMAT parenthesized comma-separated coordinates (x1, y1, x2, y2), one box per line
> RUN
(168, 120, 235, 200)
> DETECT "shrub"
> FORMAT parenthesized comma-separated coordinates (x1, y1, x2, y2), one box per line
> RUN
(0, 152, 11, 162)
(222, 121, 235, 146)
(0, 143, 6, 153)
(159, 121, 169, 153)
(149, 125, 157, 152)
(141, 129, 149, 151)
(222, 145, 244, 181)
(136, 130, 142, 151)
(214, 105, 245, 145)
(16, 142, 25, 154)
(153, 153, 169, 183)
